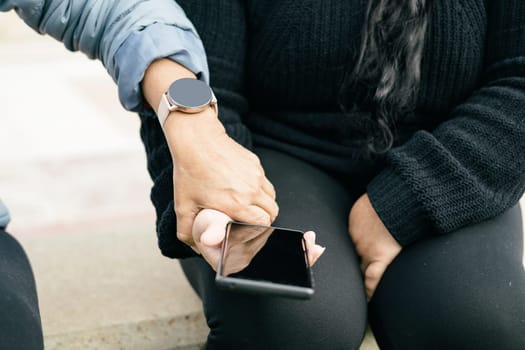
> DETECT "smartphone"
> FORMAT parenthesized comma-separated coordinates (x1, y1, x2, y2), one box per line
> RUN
(215, 221, 314, 299)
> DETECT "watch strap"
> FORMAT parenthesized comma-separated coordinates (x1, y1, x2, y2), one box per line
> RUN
(157, 92, 173, 128)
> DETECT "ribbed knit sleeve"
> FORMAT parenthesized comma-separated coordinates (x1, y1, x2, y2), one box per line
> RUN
(367, 0, 525, 246)
(139, 0, 253, 258)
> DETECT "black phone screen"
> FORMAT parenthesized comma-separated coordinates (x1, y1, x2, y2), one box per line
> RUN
(217, 222, 312, 289)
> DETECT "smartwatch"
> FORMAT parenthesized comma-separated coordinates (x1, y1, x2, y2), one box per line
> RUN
(157, 78, 217, 128)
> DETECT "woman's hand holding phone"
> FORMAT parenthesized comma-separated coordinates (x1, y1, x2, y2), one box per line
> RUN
(141, 59, 279, 254)
(193, 209, 325, 271)
(165, 110, 279, 253)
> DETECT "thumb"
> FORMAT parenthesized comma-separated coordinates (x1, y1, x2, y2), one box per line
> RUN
(198, 209, 231, 246)
(201, 224, 226, 246)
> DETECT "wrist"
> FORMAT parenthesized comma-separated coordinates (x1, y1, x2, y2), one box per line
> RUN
(354, 194, 401, 248)
(164, 107, 226, 159)
(142, 58, 197, 111)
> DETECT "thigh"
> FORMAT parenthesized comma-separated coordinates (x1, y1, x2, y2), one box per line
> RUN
(0, 229, 43, 350)
(370, 205, 525, 350)
(180, 148, 367, 350)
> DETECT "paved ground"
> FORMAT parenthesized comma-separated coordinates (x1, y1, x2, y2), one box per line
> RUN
(1, 10, 523, 350)
(0, 12, 210, 350)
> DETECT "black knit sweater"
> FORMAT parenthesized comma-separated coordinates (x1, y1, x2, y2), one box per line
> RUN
(139, 0, 525, 258)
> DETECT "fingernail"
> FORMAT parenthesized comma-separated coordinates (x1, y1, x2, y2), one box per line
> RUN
(315, 245, 326, 255)
(304, 231, 316, 241)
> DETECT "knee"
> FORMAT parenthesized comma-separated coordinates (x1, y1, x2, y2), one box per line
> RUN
(369, 268, 525, 350)
(204, 292, 367, 350)
(0, 288, 43, 350)
(0, 231, 37, 293)
(0, 232, 42, 349)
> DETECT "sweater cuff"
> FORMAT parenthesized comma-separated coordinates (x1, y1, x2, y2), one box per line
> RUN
(367, 167, 434, 246)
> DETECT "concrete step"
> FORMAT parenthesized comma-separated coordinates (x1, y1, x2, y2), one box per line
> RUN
(16, 225, 207, 350)
(16, 224, 379, 350)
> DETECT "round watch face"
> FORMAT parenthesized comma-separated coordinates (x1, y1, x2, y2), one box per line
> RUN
(168, 78, 213, 109)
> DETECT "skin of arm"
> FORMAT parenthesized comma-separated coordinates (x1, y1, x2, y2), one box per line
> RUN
(348, 194, 402, 300)
(142, 59, 279, 253)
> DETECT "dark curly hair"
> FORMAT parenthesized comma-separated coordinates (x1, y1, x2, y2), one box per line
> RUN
(340, 0, 430, 155)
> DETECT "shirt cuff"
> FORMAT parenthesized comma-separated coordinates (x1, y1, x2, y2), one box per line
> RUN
(114, 22, 210, 112)
(0, 199, 11, 228)
(367, 167, 434, 246)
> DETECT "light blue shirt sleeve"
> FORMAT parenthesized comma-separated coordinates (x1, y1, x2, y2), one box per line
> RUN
(115, 22, 209, 112)
(0, 199, 10, 228)
(0, 0, 209, 112)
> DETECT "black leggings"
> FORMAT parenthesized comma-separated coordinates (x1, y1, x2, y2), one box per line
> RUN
(180, 148, 525, 350)
(0, 229, 43, 350)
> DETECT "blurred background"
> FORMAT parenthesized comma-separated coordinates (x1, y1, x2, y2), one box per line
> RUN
(0, 11, 207, 350)
(0, 12, 154, 234)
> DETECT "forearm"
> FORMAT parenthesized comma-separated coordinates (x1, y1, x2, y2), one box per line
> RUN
(142, 59, 225, 157)
(143, 59, 197, 111)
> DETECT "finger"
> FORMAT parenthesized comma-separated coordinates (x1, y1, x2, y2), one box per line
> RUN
(365, 286, 373, 302)
(364, 272, 377, 301)
(364, 262, 385, 300)
(176, 209, 197, 247)
(364, 276, 377, 301)
(303, 230, 316, 245)
(233, 205, 271, 226)
(254, 192, 279, 222)
(303, 231, 326, 266)
(308, 245, 326, 266)
(200, 213, 231, 246)
(365, 262, 385, 280)
(261, 177, 276, 199)
(201, 226, 226, 247)
(360, 260, 368, 275)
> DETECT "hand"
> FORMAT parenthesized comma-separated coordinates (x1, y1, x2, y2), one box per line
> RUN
(165, 109, 279, 252)
(141, 59, 279, 253)
(348, 194, 402, 300)
(193, 209, 326, 271)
